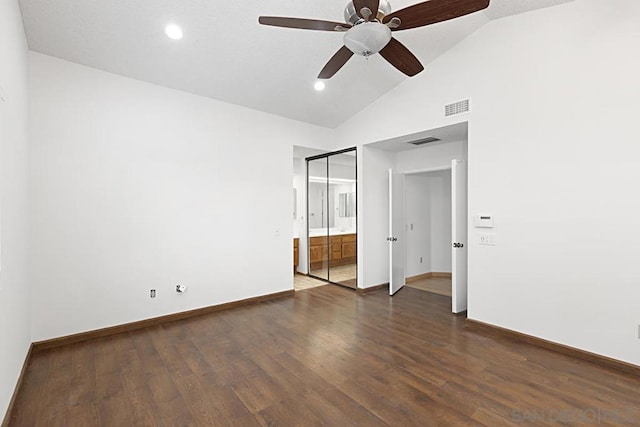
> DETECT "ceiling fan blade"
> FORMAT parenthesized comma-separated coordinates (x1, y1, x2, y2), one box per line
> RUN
(353, 0, 380, 20)
(379, 38, 424, 77)
(259, 16, 351, 31)
(318, 46, 355, 79)
(383, 0, 490, 31)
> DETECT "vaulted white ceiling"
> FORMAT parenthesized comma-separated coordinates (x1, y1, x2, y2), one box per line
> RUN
(19, 0, 572, 128)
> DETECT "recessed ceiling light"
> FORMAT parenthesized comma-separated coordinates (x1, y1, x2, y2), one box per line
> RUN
(165, 24, 183, 40)
(314, 81, 325, 91)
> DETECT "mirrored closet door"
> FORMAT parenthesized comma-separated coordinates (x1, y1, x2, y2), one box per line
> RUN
(307, 148, 357, 288)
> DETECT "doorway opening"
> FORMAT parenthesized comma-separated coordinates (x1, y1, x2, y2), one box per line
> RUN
(404, 169, 453, 297)
(362, 122, 468, 312)
(389, 160, 467, 312)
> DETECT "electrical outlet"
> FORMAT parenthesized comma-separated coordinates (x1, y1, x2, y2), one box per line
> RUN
(638, 325, 640, 339)
(420, 256, 423, 263)
(150, 289, 156, 298)
(479, 233, 496, 246)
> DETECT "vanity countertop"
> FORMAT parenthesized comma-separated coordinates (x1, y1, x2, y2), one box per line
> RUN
(308, 228, 356, 237)
(293, 229, 356, 239)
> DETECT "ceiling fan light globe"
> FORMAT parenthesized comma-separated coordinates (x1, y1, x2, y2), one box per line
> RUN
(344, 22, 392, 56)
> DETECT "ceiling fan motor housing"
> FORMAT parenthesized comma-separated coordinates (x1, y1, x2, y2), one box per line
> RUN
(344, 0, 392, 25)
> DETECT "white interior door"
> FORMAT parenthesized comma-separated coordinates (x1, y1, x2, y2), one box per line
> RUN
(389, 169, 405, 295)
(451, 159, 468, 313)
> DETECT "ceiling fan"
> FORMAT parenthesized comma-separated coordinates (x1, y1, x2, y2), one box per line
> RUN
(259, 0, 490, 79)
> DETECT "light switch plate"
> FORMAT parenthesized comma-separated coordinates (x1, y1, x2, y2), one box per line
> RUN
(0, 84, 6, 102)
(474, 214, 494, 228)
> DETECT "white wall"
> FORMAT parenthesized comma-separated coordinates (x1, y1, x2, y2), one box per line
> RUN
(429, 170, 452, 273)
(338, 0, 640, 365)
(396, 141, 466, 173)
(292, 177, 306, 272)
(0, 0, 31, 419)
(28, 53, 334, 341)
(405, 175, 431, 277)
(405, 170, 452, 277)
(293, 157, 308, 273)
(358, 146, 395, 288)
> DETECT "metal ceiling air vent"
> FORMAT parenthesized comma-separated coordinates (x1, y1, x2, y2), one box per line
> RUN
(444, 99, 470, 117)
(408, 137, 441, 146)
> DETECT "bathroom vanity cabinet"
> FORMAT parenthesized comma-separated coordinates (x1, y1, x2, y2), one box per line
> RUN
(308, 233, 356, 270)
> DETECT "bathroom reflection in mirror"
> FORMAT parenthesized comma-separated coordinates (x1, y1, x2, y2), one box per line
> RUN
(338, 192, 356, 217)
(306, 148, 357, 289)
(293, 188, 297, 219)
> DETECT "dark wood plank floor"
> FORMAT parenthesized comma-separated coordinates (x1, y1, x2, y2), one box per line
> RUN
(7, 286, 640, 426)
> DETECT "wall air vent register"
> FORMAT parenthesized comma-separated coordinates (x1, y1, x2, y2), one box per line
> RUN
(445, 99, 470, 117)
(408, 137, 441, 146)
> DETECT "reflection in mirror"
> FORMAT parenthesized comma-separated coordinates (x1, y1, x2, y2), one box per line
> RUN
(293, 188, 297, 219)
(308, 181, 334, 229)
(328, 151, 357, 288)
(339, 192, 356, 217)
(307, 157, 329, 281)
